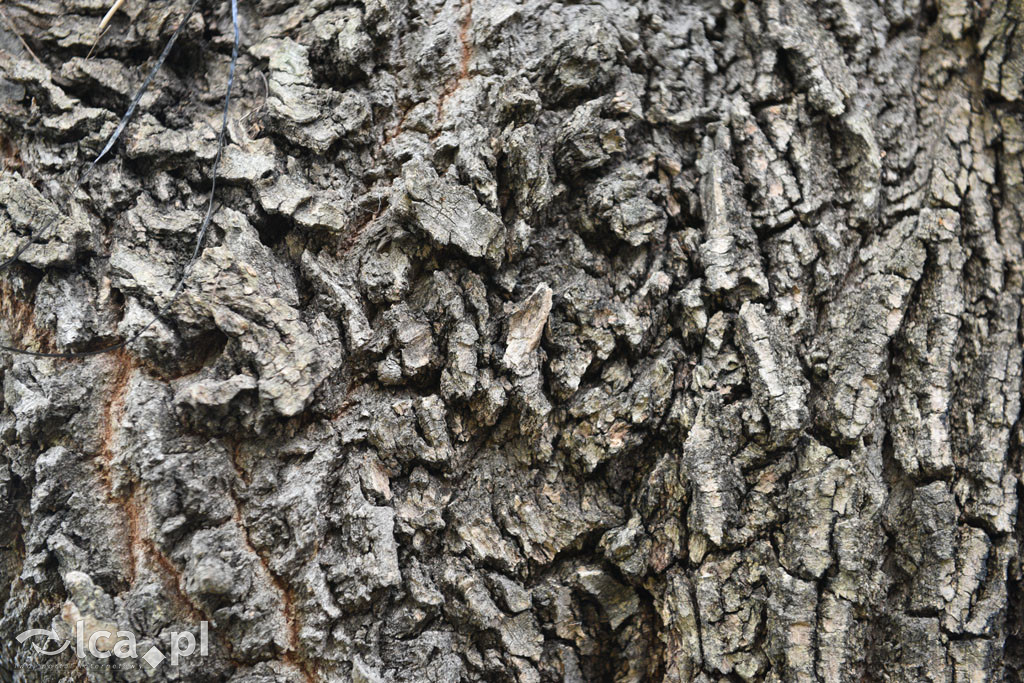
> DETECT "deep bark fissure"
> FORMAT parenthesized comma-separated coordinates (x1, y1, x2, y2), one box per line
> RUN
(1, 0, 1023, 681)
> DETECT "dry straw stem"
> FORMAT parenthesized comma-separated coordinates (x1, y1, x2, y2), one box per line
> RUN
(0, 0, 240, 358)
(98, 0, 128, 32)
(87, 0, 128, 58)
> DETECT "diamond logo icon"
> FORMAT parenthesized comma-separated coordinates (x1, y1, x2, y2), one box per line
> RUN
(142, 646, 166, 669)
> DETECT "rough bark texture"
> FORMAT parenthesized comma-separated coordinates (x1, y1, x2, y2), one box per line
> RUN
(0, 0, 1022, 681)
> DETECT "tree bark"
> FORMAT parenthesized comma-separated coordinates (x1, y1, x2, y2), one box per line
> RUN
(0, 0, 1022, 681)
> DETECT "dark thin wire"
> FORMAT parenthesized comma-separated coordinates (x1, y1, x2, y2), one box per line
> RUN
(0, 0, 201, 273)
(0, 0, 240, 359)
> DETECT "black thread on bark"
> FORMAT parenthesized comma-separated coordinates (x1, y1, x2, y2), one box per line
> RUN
(0, 0, 239, 359)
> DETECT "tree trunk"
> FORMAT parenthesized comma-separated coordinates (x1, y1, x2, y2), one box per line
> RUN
(0, 0, 1022, 680)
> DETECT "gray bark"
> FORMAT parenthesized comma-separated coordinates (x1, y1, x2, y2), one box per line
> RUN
(0, 0, 1022, 681)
